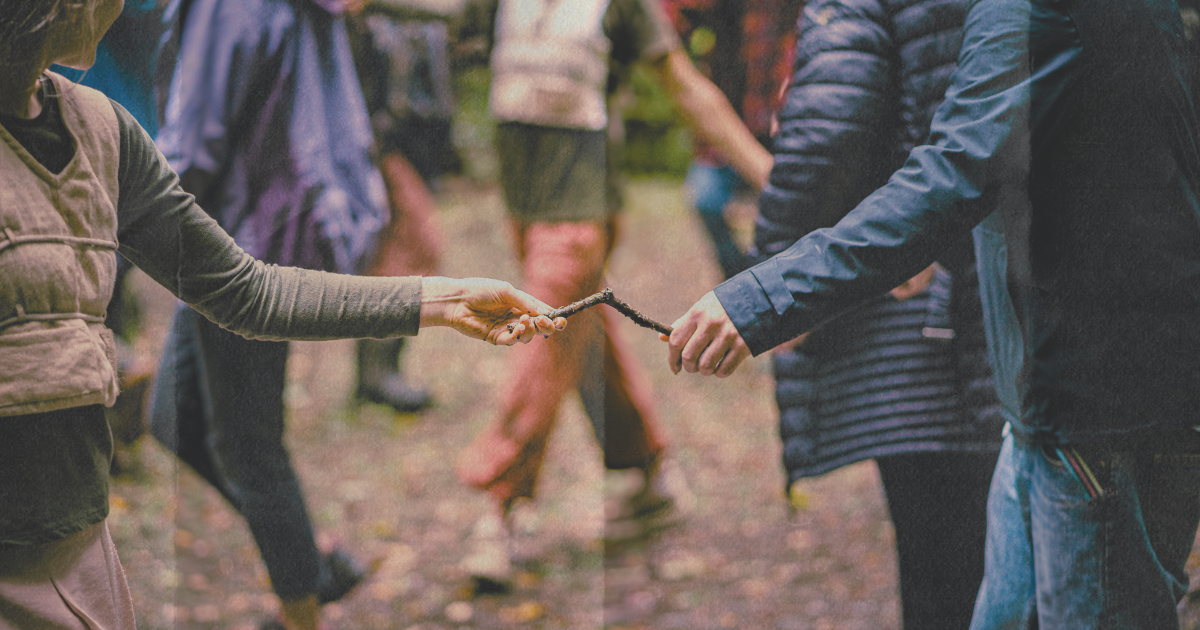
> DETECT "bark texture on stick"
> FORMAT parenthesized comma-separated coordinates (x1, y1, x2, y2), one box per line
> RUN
(546, 288, 673, 337)
(604, 294, 673, 336)
(546, 288, 615, 321)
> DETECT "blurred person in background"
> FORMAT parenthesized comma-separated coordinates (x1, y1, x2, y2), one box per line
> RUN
(148, 0, 406, 626)
(751, 1, 1003, 627)
(453, 0, 774, 592)
(663, 0, 801, 280)
(0, 0, 562, 627)
(348, 0, 461, 414)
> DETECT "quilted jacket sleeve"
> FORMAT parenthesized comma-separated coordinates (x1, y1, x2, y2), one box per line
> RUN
(754, 0, 897, 260)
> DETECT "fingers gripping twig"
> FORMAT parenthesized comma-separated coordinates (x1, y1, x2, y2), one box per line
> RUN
(546, 288, 674, 337)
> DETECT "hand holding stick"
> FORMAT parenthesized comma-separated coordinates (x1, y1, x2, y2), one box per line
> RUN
(546, 288, 674, 337)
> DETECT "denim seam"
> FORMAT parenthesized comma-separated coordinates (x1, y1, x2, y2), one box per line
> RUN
(1100, 491, 1113, 630)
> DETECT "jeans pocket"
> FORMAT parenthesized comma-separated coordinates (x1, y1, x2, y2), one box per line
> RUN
(1044, 444, 1114, 502)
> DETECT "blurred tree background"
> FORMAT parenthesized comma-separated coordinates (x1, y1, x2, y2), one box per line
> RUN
(617, 66, 695, 176)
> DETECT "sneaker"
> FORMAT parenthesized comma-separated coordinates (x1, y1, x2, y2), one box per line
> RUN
(357, 375, 434, 413)
(460, 511, 512, 594)
(316, 549, 366, 604)
(607, 456, 694, 538)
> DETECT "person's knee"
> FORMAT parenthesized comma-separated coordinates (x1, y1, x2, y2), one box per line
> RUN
(521, 222, 609, 298)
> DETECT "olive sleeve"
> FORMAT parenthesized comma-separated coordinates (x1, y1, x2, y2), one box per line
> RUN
(110, 99, 421, 340)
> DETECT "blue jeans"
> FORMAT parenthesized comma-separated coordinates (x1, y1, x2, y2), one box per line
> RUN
(148, 305, 321, 600)
(684, 161, 748, 280)
(970, 432, 1200, 629)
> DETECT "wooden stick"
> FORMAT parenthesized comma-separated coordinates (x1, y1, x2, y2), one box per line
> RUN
(545, 288, 674, 337)
(546, 288, 615, 321)
(604, 293, 674, 336)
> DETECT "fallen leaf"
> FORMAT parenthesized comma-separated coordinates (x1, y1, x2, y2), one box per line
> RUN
(445, 601, 473, 623)
(499, 601, 545, 623)
(186, 572, 209, 592)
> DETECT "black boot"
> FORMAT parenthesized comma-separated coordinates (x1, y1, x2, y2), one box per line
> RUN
(317, 549, 367, 604)
(356, 338, 433, 412)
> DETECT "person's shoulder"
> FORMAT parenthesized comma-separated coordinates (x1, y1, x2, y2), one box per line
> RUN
(44, 71, 121, 131)
(604, 0, 680, 60)
(44, 70, 107, 101)
(605, 0, 664, 31)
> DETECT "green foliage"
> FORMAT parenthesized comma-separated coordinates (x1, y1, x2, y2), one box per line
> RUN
(616, 65, 693, 176)
(451, 65, 499, 182)
(688, 27, 717, 57)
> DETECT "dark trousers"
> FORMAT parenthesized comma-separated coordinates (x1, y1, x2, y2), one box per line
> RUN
(876, 451, 998, 630)
(149, 304, 320, 600)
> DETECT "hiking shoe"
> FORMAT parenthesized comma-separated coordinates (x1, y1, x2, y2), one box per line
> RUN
(357, 375, 434, 413)
(607, 456, 694, 539)
(461, 512, 512, 594)
(316, 549, 366, 604)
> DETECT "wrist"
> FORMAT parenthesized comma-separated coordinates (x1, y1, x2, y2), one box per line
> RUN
(419, 277, 463, 328)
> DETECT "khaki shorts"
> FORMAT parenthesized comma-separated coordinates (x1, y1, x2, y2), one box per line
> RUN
(0, 522, 135, 630)
(496, 122, 616, 222)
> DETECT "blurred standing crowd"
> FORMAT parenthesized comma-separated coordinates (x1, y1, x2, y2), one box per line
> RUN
(11, 0, 1200, 629)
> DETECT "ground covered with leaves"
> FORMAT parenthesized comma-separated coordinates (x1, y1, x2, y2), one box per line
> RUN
(108, 177, 1200, 629)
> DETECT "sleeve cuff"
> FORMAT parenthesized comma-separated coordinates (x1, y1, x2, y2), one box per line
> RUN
(395, 276, 423, 337)
(714, 265, 784, 357)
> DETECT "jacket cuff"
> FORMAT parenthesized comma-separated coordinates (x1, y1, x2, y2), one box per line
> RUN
(714, 263, 786, 357)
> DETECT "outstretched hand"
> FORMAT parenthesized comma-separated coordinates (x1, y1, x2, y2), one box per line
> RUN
(420, 277, 565, 345)
(664, 291, 751, 377)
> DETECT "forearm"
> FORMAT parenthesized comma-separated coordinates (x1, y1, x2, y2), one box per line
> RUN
(188, 258, 424, 341)
(124, 202, 423, 340)
(112, 92, 423, 341)
(656, 49, 773, 189)
(724, 146, 1007, 355)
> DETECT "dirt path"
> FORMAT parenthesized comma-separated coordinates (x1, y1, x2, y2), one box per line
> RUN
(107, 177, 1200, 629)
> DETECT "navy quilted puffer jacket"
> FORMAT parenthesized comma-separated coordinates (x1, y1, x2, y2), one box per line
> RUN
(757, 0, 1003, 485)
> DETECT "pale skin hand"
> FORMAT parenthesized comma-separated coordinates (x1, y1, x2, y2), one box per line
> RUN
(664, 291, 752, 377)
(420, 277, 565, 345)
(888, 264, 939, 302)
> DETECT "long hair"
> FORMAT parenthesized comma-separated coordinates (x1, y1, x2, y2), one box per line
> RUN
(0, 0, 75, 59)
